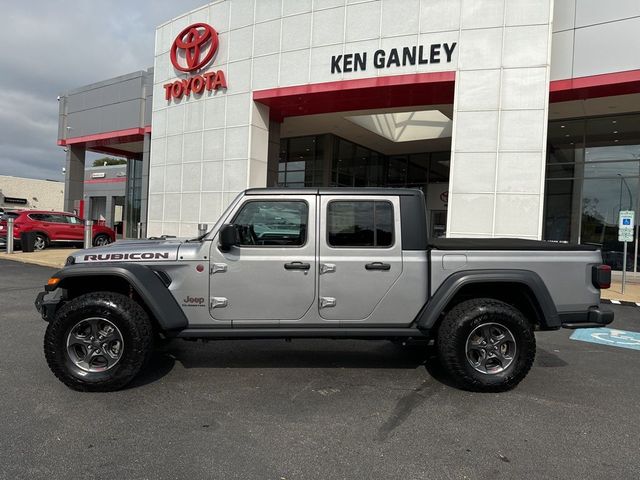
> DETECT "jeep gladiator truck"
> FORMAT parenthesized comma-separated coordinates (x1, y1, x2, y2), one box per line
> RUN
(35, 188, 613, 392)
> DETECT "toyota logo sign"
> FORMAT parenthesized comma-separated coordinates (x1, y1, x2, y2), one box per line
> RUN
(164, 22, 227, 102)
(170, 23, 219, 72)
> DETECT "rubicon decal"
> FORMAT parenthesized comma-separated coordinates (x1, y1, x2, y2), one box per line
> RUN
(83, 252, 172, 261)
(164, 22, 227, 102)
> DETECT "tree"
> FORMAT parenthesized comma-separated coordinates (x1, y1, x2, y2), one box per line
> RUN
(92, 157, 127, 167)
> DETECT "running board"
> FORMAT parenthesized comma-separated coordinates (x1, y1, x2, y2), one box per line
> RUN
(175, 327, 427, 339)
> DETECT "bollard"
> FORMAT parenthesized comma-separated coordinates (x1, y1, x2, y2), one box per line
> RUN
(84, 220, 94, 249)
(137, 222, 143, 239)
(198, 223, 208, 237)
(6, 217, 14, 254)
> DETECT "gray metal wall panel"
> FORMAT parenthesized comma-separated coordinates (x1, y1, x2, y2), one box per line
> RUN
(85, 185, 126, 196)
(550, 30, 574, 81)
(551, 3, 640, 80)
(573, 16, 640, 78)
(66, 77, 145, 114)
(59, 70, 153, 142)
(553, 0, 576, 32)
(66, 99, 144, 137)
(575, 0, 640, 28)
(84, 166, 127, 180)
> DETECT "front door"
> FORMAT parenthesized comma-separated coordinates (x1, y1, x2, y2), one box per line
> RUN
(209, 195, 316, 325)
(318, 195, 403, 322)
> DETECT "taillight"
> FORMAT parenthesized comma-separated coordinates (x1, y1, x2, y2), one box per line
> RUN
(592, 264, 611, 289)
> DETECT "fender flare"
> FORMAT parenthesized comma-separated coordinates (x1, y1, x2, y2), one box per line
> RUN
(415, 269, 560, 331)
(47, 263, 188, 332)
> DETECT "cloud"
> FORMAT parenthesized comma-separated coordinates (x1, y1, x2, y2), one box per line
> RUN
(0, 0, 206, 180)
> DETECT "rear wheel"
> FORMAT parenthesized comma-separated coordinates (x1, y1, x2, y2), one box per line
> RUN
(34, 233, 48, 251)
(93, 234, 111, 247)
(436, 298, 536, 392)
(44, 292, 153, 392)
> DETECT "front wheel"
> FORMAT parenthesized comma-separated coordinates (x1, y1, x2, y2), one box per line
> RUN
(44, 292, 153, 391)
(436, 298, 536, 392)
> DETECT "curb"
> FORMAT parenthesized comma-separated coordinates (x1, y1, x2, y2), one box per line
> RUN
(0, 254, 65, 269)
(601, 298, 640, 307)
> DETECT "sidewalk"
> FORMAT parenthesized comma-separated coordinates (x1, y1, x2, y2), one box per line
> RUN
(602, 273, 640, 304)
(0, 248, 76, 269)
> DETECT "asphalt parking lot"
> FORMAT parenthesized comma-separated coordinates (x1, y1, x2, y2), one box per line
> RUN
(1, 259, 639, 480)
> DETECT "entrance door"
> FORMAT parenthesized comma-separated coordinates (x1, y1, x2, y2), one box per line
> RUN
(209, 195, 316, 325)
(318, 195, 402, 322)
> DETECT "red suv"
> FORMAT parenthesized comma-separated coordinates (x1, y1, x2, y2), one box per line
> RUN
(0, 210, 115, 250)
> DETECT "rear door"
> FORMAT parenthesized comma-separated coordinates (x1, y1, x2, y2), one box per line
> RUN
(318, 195, 402, 322)
(47, 214, 72, 240)
(209, 194, 317, 325)
(63, 215, 85, 240)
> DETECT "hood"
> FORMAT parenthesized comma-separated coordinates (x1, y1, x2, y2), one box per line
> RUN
(69, 238, 185, 265)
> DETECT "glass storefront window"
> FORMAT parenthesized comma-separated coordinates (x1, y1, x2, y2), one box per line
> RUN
(430, 152, 450, 183)
(544, 113, 640, 271)
(125, 158, 142, 239)
(279, 135, 324, 187)
(278, 133, 451, 203)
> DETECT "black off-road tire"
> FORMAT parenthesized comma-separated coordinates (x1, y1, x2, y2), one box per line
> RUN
(436, 298, 536, 392)
(44, 292, 153, 392)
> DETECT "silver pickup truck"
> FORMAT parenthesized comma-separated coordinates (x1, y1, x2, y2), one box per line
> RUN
(36, 188, 613, 392)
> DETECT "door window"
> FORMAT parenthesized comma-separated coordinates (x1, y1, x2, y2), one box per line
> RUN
(327, 201, 394, 248)
(232, 201, 308, 247)
(47, 214, 68, 224)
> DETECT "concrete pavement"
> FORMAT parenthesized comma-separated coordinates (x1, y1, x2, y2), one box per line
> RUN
(0, 247, 76, 269)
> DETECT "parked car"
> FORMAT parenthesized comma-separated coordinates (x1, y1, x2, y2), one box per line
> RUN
(0, 210, 115, 250)
(36, 188, 613, 392)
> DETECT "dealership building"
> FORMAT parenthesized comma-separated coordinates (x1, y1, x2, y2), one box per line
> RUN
(57, 0, 640, 269)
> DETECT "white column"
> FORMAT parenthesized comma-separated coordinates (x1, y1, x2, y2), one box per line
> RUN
(447, 0, 554, 240)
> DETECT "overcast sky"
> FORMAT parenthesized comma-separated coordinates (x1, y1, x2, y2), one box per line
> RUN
(0, 0, 207, 181)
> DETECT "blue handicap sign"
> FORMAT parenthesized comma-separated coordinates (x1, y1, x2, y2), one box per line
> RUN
(570, 328, 640, 351)
(623, 218, 631, 225)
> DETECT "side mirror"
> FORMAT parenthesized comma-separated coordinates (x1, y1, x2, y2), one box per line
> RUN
(218, 224, 239, 252)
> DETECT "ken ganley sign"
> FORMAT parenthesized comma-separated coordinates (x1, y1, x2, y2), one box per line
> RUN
(331, 42, 457, 73)
(163, 23, 227, 102)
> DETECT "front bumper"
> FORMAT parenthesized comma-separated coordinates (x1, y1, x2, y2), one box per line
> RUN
(560, 307, 614, 329)
(35, 289, 63, 321)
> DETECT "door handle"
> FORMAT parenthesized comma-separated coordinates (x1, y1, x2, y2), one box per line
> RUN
(284, 261, 311, 270)
(365, 262, 391, 271)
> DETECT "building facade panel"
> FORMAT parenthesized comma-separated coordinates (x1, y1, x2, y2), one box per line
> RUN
(551, 2, 640, 80)
(149, 0, 552, 237)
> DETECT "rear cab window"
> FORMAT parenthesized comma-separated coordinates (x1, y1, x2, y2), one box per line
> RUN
(327, 200, 394, 248)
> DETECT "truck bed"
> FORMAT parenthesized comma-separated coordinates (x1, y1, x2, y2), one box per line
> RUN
(429, 238, 599, 251)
